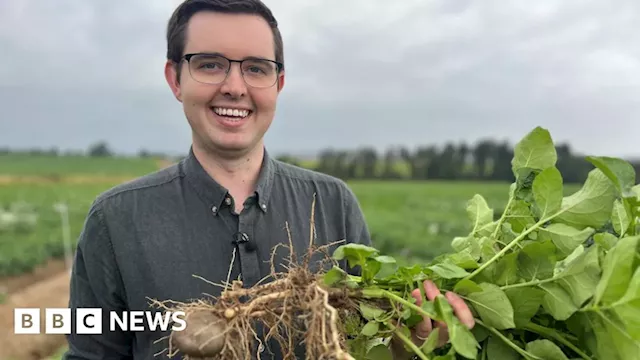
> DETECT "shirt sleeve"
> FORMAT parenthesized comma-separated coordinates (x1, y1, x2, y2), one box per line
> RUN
(62, 202, 134, 359)
(342, 184, 373, 276)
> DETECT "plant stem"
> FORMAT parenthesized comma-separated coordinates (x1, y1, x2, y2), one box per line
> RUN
(524, 322, 591, 360)
(490, 193, 514, 239)
(500, 276, 557, 290)
(465, 217, 547, 281)
(475, 319, 542, 360)
(392, 326, 430, 360)
(363, 289, 440, 321)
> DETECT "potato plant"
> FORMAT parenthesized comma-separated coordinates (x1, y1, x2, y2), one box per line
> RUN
(155, 127, 639, 360)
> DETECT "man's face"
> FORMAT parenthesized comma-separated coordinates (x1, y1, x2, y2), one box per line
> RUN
(165, 11, 284, 157)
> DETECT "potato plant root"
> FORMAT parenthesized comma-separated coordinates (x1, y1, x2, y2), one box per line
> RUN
(151, 241, 364, 360)
(150, 196, 369, 360)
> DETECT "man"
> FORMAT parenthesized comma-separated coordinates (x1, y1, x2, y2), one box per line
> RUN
(64, 0, 474, 359)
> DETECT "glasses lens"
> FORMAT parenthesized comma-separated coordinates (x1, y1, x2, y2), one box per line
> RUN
(241, 59, 278, 88)
(187, 54, 279, 87)
(188, 54, 229, 84)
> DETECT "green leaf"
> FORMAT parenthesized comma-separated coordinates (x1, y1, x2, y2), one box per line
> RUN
(467, 194, 494, 235)
(453, 279, 483, 296)
(511, 126, 557, 175)
(446, 252, 480, 270)
(487, 335, 519, 360)
(506, 200, 535, 233)
(450, 321, 479, 359)
(365, 344, 392, 360)
(434, 295, 478, 359)
(517, 241, 556, 282)
(428, 262, 470, 279)
(593, 232, 618, 251)
(492, 252, 519, 286)
(420, 327, 440, 354)
(553, 245, 601, 307)
(465, 283, 516, 330)
(360, 303, 385, 321)
(361, 321, 379, 336)
(539, 283, 578, 321)
(532, 166, 563, 219)
(607, 266, 640, 339)
(525, 339, 569, 360)
(333, 243, 379, 269)
(555, 168, 618, 229)
(594, 310, 640, 359)
(323, 266, 347, 286)
(538, 223, 595, 258)
(594, 235, 640, 305)
(504, 287, 545, 327)
(612, 199, 631, 236)
(586, 156, 636, 196)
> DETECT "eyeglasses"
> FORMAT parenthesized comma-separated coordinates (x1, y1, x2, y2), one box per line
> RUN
(182, 53, 283, 88)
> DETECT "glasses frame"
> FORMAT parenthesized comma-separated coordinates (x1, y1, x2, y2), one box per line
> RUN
(182, 52, 284, 88)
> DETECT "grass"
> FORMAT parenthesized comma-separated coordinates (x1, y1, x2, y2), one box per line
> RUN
(0, 181, 123, 276)
(0, 154, 162, 177)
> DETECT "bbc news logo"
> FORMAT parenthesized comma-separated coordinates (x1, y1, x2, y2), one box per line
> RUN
(14, 308, 186, 334)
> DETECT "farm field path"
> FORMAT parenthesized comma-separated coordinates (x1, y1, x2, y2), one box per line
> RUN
(0, 271, 71, 360)
(1, 259, 68, 294)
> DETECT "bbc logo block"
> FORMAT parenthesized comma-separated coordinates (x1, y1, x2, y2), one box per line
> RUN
(15, 308, 102, 335)
(14, 308, 40, 334)
(14, 308, 187, 334)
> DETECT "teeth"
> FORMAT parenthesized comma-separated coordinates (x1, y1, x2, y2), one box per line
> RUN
(213, 107, 250, 118)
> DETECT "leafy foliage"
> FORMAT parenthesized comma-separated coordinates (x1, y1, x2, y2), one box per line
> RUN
(324, 127, 640, 359)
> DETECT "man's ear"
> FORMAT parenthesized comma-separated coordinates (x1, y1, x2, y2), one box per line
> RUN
(165, 60, 183, 102)
(276, 70, 285, 93)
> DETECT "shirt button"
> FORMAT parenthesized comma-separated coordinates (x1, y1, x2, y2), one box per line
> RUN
(225, 197, 232, 206)
(211, 205, 218, 214)
(261, 204, 267, 210)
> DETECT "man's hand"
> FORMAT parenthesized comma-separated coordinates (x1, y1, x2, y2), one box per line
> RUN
(391, 280, 475, 359)
(411, 280, 475, 346)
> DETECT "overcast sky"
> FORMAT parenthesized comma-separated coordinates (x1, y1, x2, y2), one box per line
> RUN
(1, 0, 639, 159)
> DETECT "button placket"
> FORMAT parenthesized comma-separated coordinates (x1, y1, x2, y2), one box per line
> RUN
(236, 206, 261, 287)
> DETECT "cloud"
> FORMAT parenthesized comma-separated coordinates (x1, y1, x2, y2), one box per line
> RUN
(1, 0, 639, 158)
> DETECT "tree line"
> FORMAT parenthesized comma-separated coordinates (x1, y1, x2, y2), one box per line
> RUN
(278, 140, 640, 184)
(3, 139, 639, 184)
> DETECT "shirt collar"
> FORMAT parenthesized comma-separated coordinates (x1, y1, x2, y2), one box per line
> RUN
(180, 146, 275, 214)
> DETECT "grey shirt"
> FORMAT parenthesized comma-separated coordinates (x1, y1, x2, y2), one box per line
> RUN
(63, 147, 372, 360)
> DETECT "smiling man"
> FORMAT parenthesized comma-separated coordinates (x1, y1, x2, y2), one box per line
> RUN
(63, 0, 473, 359)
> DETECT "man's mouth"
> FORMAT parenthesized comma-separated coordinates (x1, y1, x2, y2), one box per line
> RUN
(211, 107, 252, 121)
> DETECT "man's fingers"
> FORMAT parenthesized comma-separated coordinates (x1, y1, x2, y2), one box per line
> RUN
(434, 321, 449, 347)
(445, 291, 475, 329)
(424, 280, 441, 301)
(411, 287, 432, 341)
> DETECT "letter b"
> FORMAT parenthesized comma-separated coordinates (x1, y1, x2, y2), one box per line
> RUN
(14, 308, 40, 334)
(46, 308, 71, 334)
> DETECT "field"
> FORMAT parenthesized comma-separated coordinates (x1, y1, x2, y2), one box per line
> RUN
(0, 155, 583, 359)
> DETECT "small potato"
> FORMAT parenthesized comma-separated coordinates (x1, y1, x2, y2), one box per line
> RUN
(171, 310, 227, 357)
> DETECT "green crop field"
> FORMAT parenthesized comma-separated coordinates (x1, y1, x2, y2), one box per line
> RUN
(0, 181, 124, 276)
(0, 171, 582, 277)
(0, 154, 162, 177)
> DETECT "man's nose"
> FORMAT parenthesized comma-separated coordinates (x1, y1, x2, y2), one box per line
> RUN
(220, 63, 247, 97)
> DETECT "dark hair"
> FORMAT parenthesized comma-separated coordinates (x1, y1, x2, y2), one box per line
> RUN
(166, 0, 284, 79)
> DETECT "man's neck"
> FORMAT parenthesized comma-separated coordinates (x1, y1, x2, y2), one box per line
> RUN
(192, 142, 265, 208)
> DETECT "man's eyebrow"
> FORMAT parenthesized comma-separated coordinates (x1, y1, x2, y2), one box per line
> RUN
(195, 52, 274, 62)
